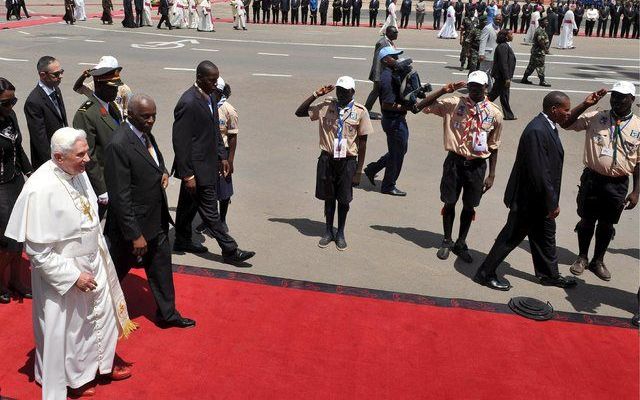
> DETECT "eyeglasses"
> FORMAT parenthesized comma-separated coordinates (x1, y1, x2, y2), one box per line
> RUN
(47, 69, 64, 78)
(0, 97, 18, 107)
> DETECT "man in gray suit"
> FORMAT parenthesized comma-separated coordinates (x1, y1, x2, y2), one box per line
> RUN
(478, 13, 502, 91)
(364, 26, 398, 119)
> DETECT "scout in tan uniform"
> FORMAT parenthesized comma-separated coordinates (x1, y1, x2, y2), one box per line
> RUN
(295, 76, 373, 251)
(561, 81, 639, 281)
(196, 77, 238, 235)
(415, 71, 503, 263)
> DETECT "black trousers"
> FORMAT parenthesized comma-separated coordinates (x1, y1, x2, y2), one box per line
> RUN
(488, 79, 515, 119)
(343, 9, 350, 24)
(320, 10, 327, 24)
(597, 19, 607, 36)
(135, 8, 142, 26)
(364, 81, 380, 111)
(272, 8, 279, 22)
(400, 12, 409, 28)
(609, 17, 619, 37)
(175, 181, 238, 255)
(253, 6, 260, 22)
(302, 6, 308, 23)
(157, 13, 172, 28)
(520, 15, 530, 33)
(621, 18, 631, 38)
(262, 8, 270, 22)
(478, 210, 560, 279)
(281, 9, 288, 22)
(369, 10, 377, 26)
(433, 10, 441, 29)
(109, 231, 180, 323)
(291, 7, 298, 23)
(585, 19, 595, 36)
(509, 15, 518, 31)
(351, 8, 359, 25)
(456, 13, 462, 29)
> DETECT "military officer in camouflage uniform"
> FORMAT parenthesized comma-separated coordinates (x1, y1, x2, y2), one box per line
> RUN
(459, 14, 478, 71)
(72, 65, 124, 218)
(466, 15, 487, 73)
(520, 16, 551, 87)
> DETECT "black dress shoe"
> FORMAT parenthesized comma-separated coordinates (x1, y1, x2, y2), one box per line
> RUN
(504, 116, 518, 121)
(436, 239, 452, 260)
(0, 292, 10, 304)
(173, 241, 208, 254)
(520, 78, 533, 84)
(157, 317, 196, 329)
(363, 167, 376, 186)
(452, 239, 473, 263)
(539, 81, 551, 87)
(368, 111, 382, 120)
(539, 275, 577, 288)
(335, 235, 348, 251)
(473, 271, 511, 291)
(632, 314, 639, 327)
(223, 249, 256, 264)
(382, 188, 407, 196)
(318, 232, 334, 248)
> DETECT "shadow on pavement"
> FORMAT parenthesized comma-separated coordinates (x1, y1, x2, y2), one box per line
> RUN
(561, 277, 638, 314)
(608, 247, 640, 260)
(519, 239, 578, 266)
(369, 225, 443, 249)
(268, 217, 326, 238)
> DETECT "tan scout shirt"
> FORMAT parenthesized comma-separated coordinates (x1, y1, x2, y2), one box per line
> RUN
(218, 101, 239, 148)
(423, 96, 503, 159)
(308, 98, 373, 157)
(567, 110, 640, 177)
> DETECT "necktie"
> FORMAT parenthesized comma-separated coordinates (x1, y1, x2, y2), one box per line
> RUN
(108, 103, 122, 125)
(142, 133, 159, 166)
(49, 91, 62, 117)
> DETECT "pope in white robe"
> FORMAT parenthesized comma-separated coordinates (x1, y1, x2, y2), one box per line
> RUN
(5, 128, 136, 400)
(188, 0, 200, 28)
(74, 0, 86, 20)
(523, 8, 540, 44)
(170, 0, 189, 28)
(438, 3, 458, 39)
(197, 0, 214, 31)
(232, 0, 247, 29)
(142, 0, 153, 26)
(379, 0, 397, 34)
(557, 8, 577, 49)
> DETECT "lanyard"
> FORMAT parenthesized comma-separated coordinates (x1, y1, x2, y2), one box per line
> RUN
(336, 100, 355, 143)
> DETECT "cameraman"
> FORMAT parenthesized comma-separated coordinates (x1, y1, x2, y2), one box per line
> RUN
(414, 71, 503, 264)
(364, 46, 410, 196)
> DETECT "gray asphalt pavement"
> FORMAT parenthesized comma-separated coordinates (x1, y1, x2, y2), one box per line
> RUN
(1, 19, 639, 318)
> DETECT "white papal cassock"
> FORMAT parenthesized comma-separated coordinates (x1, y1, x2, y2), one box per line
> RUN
(5, 161, 136, 400)
(142, 0, 153, 26)
(438, 5, 459, 39)
(557, 9, 577, 49)
(197, 0, 214, 31)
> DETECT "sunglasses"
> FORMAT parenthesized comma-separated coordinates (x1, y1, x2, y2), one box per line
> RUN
(47, 69, 64, 78)
(0, 97, 18, 107)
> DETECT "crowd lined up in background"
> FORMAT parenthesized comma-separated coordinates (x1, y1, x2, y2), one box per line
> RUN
(5, 0, 639, 38)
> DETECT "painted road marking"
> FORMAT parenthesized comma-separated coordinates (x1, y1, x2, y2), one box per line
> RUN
(191, 48, 220, 52)
(164, 67, 197, 71)
(333, 56, 367, 60)
(252, 73, 292, 77)
(258, 52, 289, 56)
(0, 57, 29, 62)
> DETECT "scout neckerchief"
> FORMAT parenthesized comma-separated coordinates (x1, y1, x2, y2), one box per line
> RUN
(336, 99, 355, 152)
(462, 96, 489, 149)
(217, 96, 227, 109)
(609, 110, 633, 166)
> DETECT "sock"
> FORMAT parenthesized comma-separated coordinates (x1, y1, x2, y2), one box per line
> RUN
(442, 204, 455, 242)
(324, 200, 336, 236)
(337, 203, 350, 237)
(575, 219, 595, 258)
(219, 199, 230, 224)
(593, 222, 615, 262)
(458, 208, 475, 243)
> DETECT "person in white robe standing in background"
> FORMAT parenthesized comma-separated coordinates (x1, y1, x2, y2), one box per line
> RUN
(379, 0, 398, 34)
(197, 0, 214, 31)
(232, 0, 247, 29)
(523, 5, 541, 44)
(142, 0, 153, 25)
(557, 4, 577, 48)
(74, 0, 86, 20)
(438, 1, 458, 38)
(170, 0, 189, 28)
(5, 128, 137, 400)
(188, 0, 200, 28)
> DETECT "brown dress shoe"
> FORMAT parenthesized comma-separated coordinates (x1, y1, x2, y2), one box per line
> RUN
(109, 365, 132, 381)
(68, 383, 96, 397)
(569, 256, 588, 276)
(588, 260, 611, 281)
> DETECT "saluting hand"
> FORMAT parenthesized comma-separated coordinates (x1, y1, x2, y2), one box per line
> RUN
(625, 191, 639, 210)
(584, 88, 608, 107)
(443, 81, 466, 93)
(315, 84, 335, 97)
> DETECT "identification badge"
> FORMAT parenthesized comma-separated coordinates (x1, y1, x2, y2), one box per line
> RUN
(631, 130, 640, 139)
(333, 138, 347, 158)
(473, 130, 488, 153)
(600, 146, 614, 157)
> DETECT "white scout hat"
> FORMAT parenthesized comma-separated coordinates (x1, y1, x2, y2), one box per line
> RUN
(336, 76, 356, 91)
(610, 81, 636, 96)
(216, 77, 226, 91)
(467, 70, 489, 86)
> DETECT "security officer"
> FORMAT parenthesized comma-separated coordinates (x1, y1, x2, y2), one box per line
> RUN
(467, 15, 487, 73)
(295, 76, 373, 251)
(291, 0, 300, 23)
(597, 1, 610, 37)
(272, 0, 280, 22)
(520, 16, 551, 87)
(342, 0, 352, 25)
(561, 81, 639, 281)
(369, 0, 379, 26)
(72, 63, 123, 219)
(262, 0, 271, 22)
(415, 71, 503, 263)
(459, 13, 478, 71)
(364, 47, 410, 196)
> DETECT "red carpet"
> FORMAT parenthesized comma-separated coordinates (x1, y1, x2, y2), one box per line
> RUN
(0, 266, 637, 399)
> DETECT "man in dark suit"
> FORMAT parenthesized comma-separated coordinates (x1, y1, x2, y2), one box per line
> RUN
(134, 0, 143, 26)
(281, 0, 290, 23)
(104, 94, 195, 329)
(24, 56, 68, 170)
(352, 0, 362, 25)
(510, 0, 520, 30)
(609, 1, 622, 37)
(489, 29, 516, 120)
(172, 61, 255, 263)
(474, 91, 578, 291)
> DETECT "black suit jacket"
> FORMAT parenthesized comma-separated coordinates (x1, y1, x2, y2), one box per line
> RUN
(491, 42, 516, 80)
(504, 114, 564, 216)
(24, 84, 68, 169)
(104, 123, 171, 242)
(171, 86, 226, 187)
